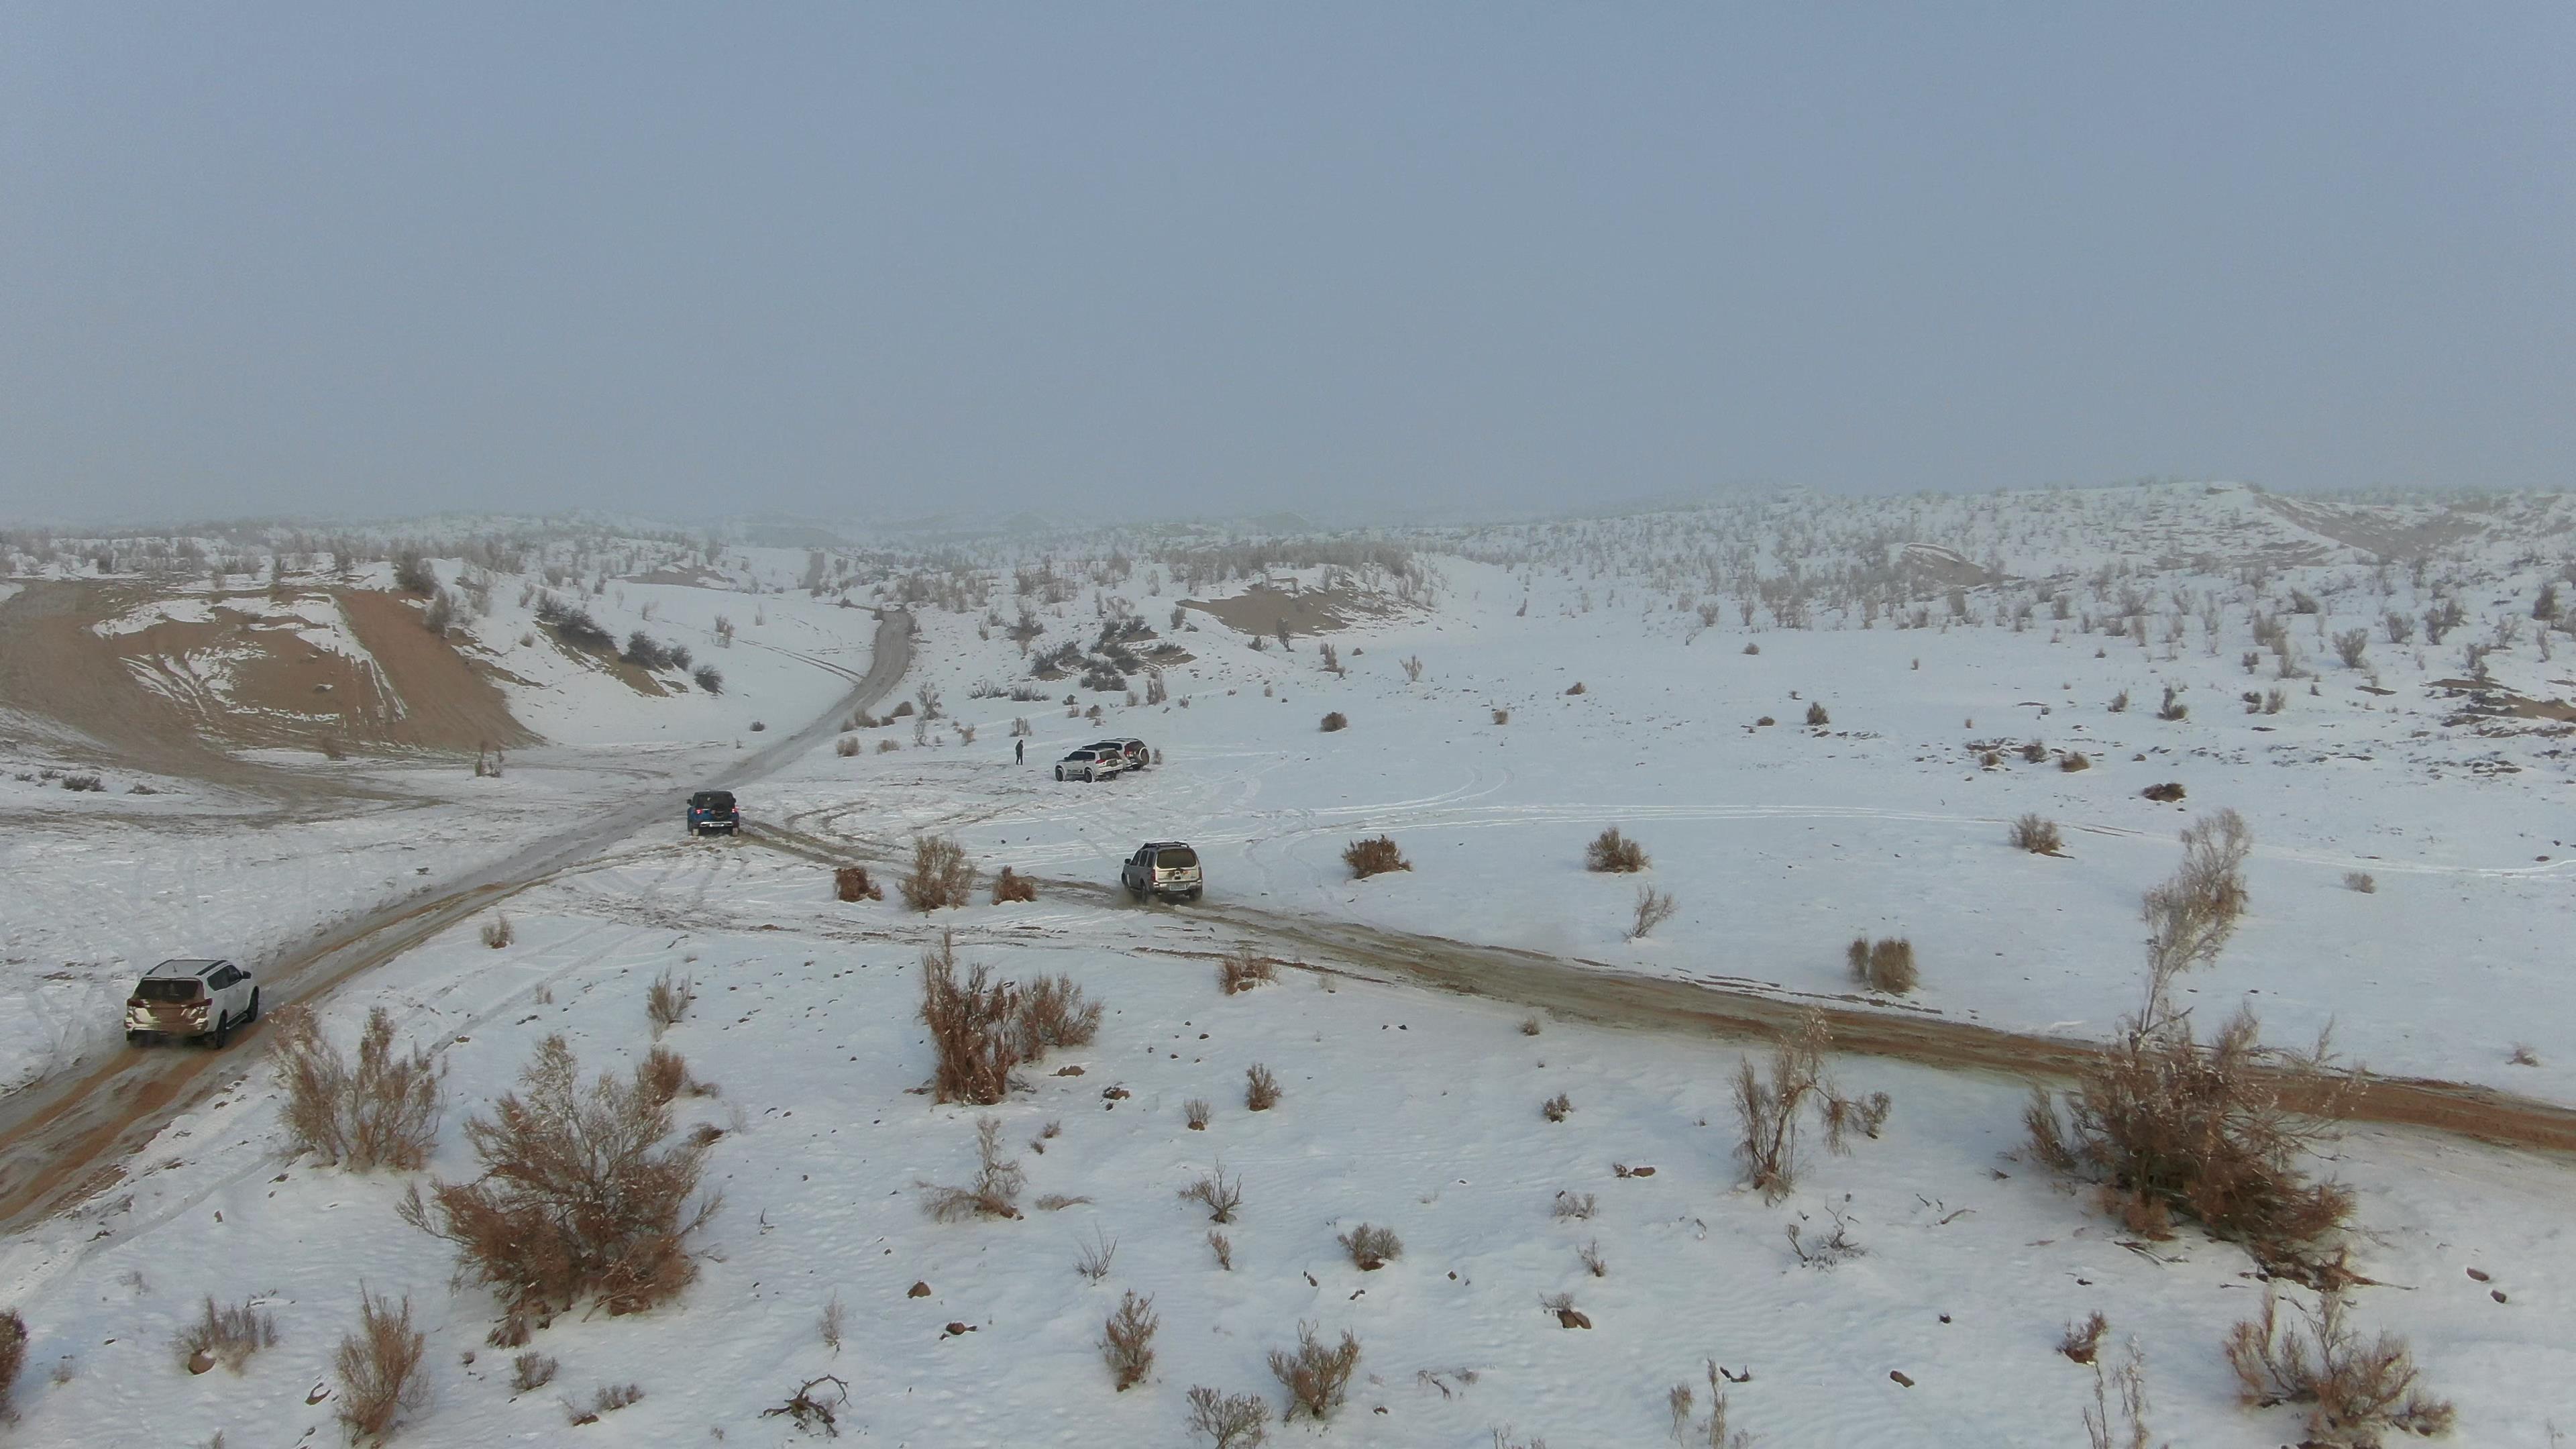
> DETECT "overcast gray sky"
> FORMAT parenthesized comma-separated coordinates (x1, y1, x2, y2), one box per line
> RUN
(3, 5, 2569, 527)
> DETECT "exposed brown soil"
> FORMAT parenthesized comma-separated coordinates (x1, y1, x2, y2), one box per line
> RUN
(1183, 584, 1387, 639)
(335, 589, 540, 748)
(1898, 543, 1998, 588)
(2426, 678, 2576, 723)
(2258, 494, 2488, 559)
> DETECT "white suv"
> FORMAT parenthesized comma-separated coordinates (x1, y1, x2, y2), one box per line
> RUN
(126, 959, 260, 1049)
(1056, 747, 1123, 783)
(1121, 841, 1203, 902)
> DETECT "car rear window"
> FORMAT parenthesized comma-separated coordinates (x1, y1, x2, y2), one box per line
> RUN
(692, 792, 735, 808)
(1155, 847, 1199, 869)
(136, 979, 202, 1003)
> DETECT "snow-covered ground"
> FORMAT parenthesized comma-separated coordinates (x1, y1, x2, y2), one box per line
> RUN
(4, 486, 2573, 1444)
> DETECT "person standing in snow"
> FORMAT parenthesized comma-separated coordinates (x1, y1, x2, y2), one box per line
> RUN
(1015, 737, 1024, 764)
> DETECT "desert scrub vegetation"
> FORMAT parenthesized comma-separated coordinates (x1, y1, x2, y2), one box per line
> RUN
(176, 1297, 278, 1375)
(1180, 1159, 1244, 1223)
(1336, 1223, 1402, 1270)
(1542, 1091, 1572, 1122)
(1804, 700, 1829, 726)
(1244, 1063, 1281, 1111)
(480, 913, 514, 949)
(1185, 1385, 1271, 1447)
(989, 866, 1038, 904)
(270, 1005, 445, 1172)
(2059, 1310, 2109, 1364)
(1319, 710, 1348, 732)
(0, 1309, 19, 1421)
(1014, 973, 1103, 1055)
(399, 1036, 719, 1342)
(1342, 835, 1408, 878)
(919, 1117, 1026, 1222)
(511, 1350, 559, 1393)
(1733, 1012, 1891, 1199)
(645, 969, 694, 1036)
(1845, 934, 1917, 994)
(833, 864, 883, 901)
(1217, 945, 1275, 994)
(916, 933, 1100, 1104)
(1099, 1290, 1159, 1391)
(1667, 1360, 1755, 1448)
(2010, 814, 2065, 854)
(900, 834, 977, 911)
(2224, 1288, 2452, 1443)
(1627, 885, 1679, 939)
(1584, 825, 1648, 872)
(334, 1287, 428, 1442)
(1269, 1322, 1362, 1421)
(2343, 871, 2376, 894)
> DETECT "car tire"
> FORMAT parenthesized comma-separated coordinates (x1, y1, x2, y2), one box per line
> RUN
(1185, 888, 1202, 901)
(1054, 767, 1065, 781)
(246, 987, 260, 1024)
(127, 1030, 145, 1046)
(210, 1012, 230, 1050)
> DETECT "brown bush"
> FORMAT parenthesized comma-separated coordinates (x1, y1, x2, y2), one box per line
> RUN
(1342, 835, 1409, 879)
(1014, 973, 1102, 1055)
(1805, 701, 1830, 727)
(1206, 1231, 1234, 1270)
(1733, 1012, 1887, 1199)
(1841, 935, 1915, 993)
(900, 835, 975, 912)
(1585, 826, 1649, 873)
(1565, 681, 1586, 694)
(646, 969, 694, 1036)
(481, 914, 515, 949)
(989, 867, 1038, 904)
(918, 932, 1021, 1105)
(1270, 1322, 1362, 1421)
(1181, 1160, 1244, 1223)
(176, 1296, 278, 1375)
(918, 1117, 1024, 1222)
(1185, 1098, 1212, 1130)
(2224, 1289, 2453, 1442)
(1627, 885, 1679, 940)
(399, 1035, 718, 1337)
(835, 735, 861, 757)
(1320, 711, 1348, 733)
(270, 1005, 446, 1172)
(833, 865, 882, 902)
(2142, 808, 2251, 991)
(1336, 1224, 1401, 1270)
(1244, 1064, 1281, 1111)
(0, 1309, 25, 1419)
(1491, 708, 1510, 725)
(1217, 945, 1275, 994)
(511, 1350, 558, 1393)
(1099, 1290, 1159, 1391)
(1186, 1385, 1271, 1448)
(1542, 1091, 1572, 1122)
(2343, 871, 2376, 894)
(2141, 782, 2186, 802)
(2061, 751, 2091, 772)
(2021, 738, 2049, 763)
(333, 1287, 428, 1441)
(2060, 1311, 2108, 1365)
(2012, 814, 2065, 854)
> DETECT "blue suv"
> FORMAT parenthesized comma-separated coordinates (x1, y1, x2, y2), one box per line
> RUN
(687, 790, 739, 837)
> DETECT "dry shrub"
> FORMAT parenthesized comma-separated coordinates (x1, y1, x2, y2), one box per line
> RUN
(818, 1293, 846, 1354)
(835, 735, 861, 757)
(1184, 1098, 1212, 1130)
(176, 1297, 278, 1375)
(1843, 935, 1917, 993)
(1336, 1224, 1401, 1270)
(1552, 1190, 1597, 1220)
(1627, 886, 1679, 940)
(1585, 826, 1649, 872)
(1244, 1064, 1281, 1112)
(1733, 1012, 1888, 1199)
(333, 1287, 427, 1442)
(1206, 1231, 1234, 1271)
(876, 738, 899, 753)
(1100, 1290, 1159, 1391)
(2224, 1289, 2453, 1444)
(1669, 1360, 1755, 1448)
(480, 914, 515, 949)
(918, 1117, 1024, 1222)
(1520, 1015, 1542, 1036)
(646, 969, 694, 1036)
(0, 1310, 19, 1421)
(2083, 1341, 2154, 1449)
(1181, 1160, 1244, 1223)
(1319, 711, 1348, 733)
(833, 865, 882, 902)
(990, 867, 1038, 904)
(1186, 1385, 1271, 1448)
(2061, 751, 2092, 772)
(919, 932, 1021, 1105)
(1075, 1228, 1118, 1283)
(1014, 973, 1102, 1055)
(900, 835, 975, 912)
(270, 1005, 446, 1172)
(1542, 1091, 1572, 1122)
(1805, 701, 1829, 727)
(2011, 814, 2065, 854)
(1217, 945, 1275, 994)
(2141, 782, 2185, 802)
(2343, 871, 2376, 895)
(399, 1035, 718, 1336)
(2061, 1311, 2109, 1365)
(1491, 708, 1510, 725)
(568, 1384, 644, 1423)
(2142, 810, 2252, 990)
(1577, 1238, 1607, 1277)
(511, 1351, 558, 1393)
(1565, 680, 1586, 694)
(760, 1375, 851, 1436)
(1342, 835, 1408, 879)
(1269, 1322, 1361, 1421)
(2021, 738, 2049, 763)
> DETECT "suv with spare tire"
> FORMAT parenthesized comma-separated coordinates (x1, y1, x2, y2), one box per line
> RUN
(1121, 841, 1203, 901)
(126, 959, 259, 1049)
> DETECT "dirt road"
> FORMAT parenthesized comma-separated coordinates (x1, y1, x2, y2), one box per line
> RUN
(0, 612, 912, 1234)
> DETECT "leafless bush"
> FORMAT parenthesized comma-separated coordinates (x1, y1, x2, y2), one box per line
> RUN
(2011, 814, 2065, 854)
(566, 1383, 644, 1424)
(1668, 1360, 1754, 1448)
(835, 736, 861, 757)
(1733, 1011, 1884, 1199)
(901, 835, 976, 911)
(2021, 738, 2049, 763)
(1336, 1224, 1401, 1270)
(1805, 701, 1829, 727)
(1218, 945, 1275, 994)
(1576, 1238, 1606, 1277)
(1551, 1190, 1597, 1221)
(833, 865, 882, 902)
(2083, 1341, 2154, 1449)
(1784, 1199, 1864, 1268)
(818, 1293, 845, 1355)
(1627, 886, 1679, 939)
(176, 1297, 278, 1375)
(270, 1005, 446, 1172)
(919, 932, 1020, 1105)
(1491, 708, 1510, 725)
(2108, 689, 2131, 713)
(399, 1036, 718, 1336)
(1565, 680, 1586, 694)
(1074, 1226, 1118, 1283)
(480, 914, 514, 949)
(1342, 835, 1408, 878)
(646, 969, 694, 1036)
(760, 1375, 849, 1436)
(2143, 809, 2252, 993)
(2224, 1289, 2453, 1443)
(918, 1117, 1024, 1222)
(1100, 1290, 1159, 1391)
(511, 1350, 557, 1393)
(2343, 871, 2376, 894)
(1244, 1064, 1281, 1111)
(1187, 1385, 1271, 1447)
(2157, 685, 2188, 721)
(1181, 1160, 1244, 1223)
(2061, 1310, 2109, 1364)
(990, 867, 1038, 904)
(1842, 935, 1916, 993)
(333, 1287, 428, 1442)
(1519, 1015, 1542, 1036)
(1542, 1091, 1572, 1122)
(1014, 973, 1102, 1055)
(1585, 826, 1649, 873)
(0, 1309, 19, 1421)
(1399, 654, 1424, 682)
(2332, 629, 2371, 669)
(1185, 1099, 1212, 1130)
(1269, 1322, 1362, 1421)
(1320, 711, 1348, 733)
(2061, 751, 2091, 771)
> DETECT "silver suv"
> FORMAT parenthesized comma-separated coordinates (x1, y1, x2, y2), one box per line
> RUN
(126, 958, 260, 1049)
(1121, 841, 1202, 902)
(1056, 747, 1123, 783)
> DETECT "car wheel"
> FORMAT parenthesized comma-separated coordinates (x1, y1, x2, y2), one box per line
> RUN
(1185, 888, 1202, 901)
(127, 1030, 145, 1046)
(1054, 767, 1064, 781)
(246, 987, 260, 1024)
(210, 1012, 230, 1050)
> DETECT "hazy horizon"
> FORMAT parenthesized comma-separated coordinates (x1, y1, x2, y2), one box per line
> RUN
(5, 6, 2569, 527)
